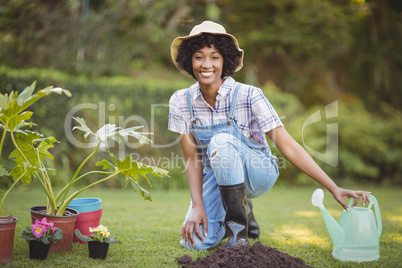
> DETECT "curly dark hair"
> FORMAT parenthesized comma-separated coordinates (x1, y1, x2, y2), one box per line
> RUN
(176, 33, 243, 79)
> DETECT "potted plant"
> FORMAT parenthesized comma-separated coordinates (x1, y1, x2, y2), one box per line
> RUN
(0, 215, 18, 264)
(0, 82, 70, 263)
(22, 217, 63, 260)
(75, 225, 121, 259)
(1, 82, 169, 252)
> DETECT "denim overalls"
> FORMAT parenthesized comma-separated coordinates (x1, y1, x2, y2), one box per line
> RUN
(179, 83, 279, 250)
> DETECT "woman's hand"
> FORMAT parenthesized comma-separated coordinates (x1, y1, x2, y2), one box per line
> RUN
(331, 187, 371, 211)
(178, 133, 207, 246)
(267, 127, 372, 211)
(181, 206, 208, 246)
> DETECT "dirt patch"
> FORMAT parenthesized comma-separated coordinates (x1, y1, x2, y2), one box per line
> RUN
(34, 209, 75, 216)
(176, 241, 313, 268)
(0, 215, 16, 223)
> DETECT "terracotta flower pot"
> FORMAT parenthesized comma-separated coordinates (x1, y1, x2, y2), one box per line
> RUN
(88, 241, 109, 259)
(0, 216, 18, 264)
(29, 206, 79, 253)
(29, 240, 51, 260)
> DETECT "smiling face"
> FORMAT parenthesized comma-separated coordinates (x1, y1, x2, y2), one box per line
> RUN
(191, 45, 224, 90)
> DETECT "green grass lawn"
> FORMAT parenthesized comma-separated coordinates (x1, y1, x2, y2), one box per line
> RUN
(2, 185, 401, 267)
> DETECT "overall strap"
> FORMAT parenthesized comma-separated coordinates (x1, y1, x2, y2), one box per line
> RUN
(185, 88, 204, 126)
(228, 83, 241, 123)
(185, 88, 195, 121)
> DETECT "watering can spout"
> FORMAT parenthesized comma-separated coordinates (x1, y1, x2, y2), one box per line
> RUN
(318, 205, 345, 247)
(312, 189, 344, 247)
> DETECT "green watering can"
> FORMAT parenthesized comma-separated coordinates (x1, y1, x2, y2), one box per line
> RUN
(312, 189, 382, 262)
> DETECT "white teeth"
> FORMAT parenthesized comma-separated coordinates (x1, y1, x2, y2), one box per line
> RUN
(201, 72, 213, 77)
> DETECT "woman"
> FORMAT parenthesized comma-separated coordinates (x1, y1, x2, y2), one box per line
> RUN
(168, 21, 370, 250)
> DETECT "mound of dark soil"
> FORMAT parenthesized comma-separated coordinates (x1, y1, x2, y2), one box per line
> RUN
(176, 241, 313, 268)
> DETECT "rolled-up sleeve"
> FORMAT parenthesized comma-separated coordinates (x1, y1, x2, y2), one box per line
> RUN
(168, 91, 189, 134)
(251, 87, 283, 133)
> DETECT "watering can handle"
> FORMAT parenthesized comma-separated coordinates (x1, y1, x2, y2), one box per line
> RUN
(347, 198, 354, 208)
(346, 194, 382, 237)
(368, 194, 382, 237)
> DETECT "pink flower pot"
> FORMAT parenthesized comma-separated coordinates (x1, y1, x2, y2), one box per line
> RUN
(73, 208, 103, 244)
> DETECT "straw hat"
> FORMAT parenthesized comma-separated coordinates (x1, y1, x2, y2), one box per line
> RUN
(170, 21, 244, 77)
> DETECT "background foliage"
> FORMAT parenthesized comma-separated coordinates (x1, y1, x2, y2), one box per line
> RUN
(1, 66, 400, 190)
(1, 0, 401, 189)
(1, 0, 400, 109)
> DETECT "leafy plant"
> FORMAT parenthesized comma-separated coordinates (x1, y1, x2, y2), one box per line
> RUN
(54, 116, 169, 215)
(0, 81, 71, 216)
(22, 217, 63, 245)
(74, 225, 121, 244)
(0, 81, 169, 216)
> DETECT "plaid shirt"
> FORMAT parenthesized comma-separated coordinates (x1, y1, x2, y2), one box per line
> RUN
(168, 77, 283, 147)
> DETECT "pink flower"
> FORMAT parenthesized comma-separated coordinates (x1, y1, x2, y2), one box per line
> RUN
(47, 221, 56, 233)
(41, 217, 49, 226)
(32, 223, 46, 238)
(31, 217, 57, 237)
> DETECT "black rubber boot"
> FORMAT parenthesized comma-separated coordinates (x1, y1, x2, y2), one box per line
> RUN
(247, 199, 260, 239)
(219, 183, 249, 248)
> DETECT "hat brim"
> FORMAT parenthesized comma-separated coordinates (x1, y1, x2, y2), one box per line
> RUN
(171, 31, 244, 77)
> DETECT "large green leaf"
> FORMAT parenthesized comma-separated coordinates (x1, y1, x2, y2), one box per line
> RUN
(16, 81, 36, 106)
(114, 155, 169, 180)
(73, 118, 122, 146)
(0, 111, 33, 132)
(40, 236, 50, 245)
(16, 85, 71, 115)
(10, 162, 37, 183)
(104, 236, 121, 244)
(0, 91, 14, 111)
(72, 117, 94, 142)
(72, 118, 153, 147)
(149, 165, 170, 178)
(74, 229, 92, 243)
(0, 82, 71, 131)
(49, 228, 63, 243)
(129, 177, 152, 201)
(9, 131, 57, 168)
(13, 120, 36, 134)
(106, 154, 168, 201)
(118, 126, 152, 145)
(96, 123, 121, 145)
(95, 159, 115, 170)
